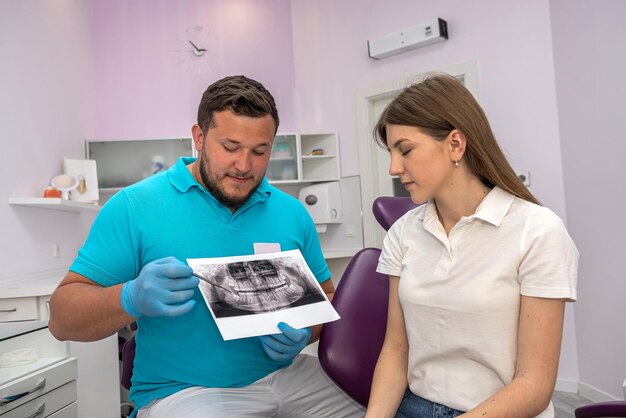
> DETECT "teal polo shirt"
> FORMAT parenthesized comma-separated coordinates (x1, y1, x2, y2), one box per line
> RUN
(70, 157, 330, 411)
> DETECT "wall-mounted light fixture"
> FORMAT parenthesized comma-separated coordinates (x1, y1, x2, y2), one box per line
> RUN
(368, 18, 448, 60)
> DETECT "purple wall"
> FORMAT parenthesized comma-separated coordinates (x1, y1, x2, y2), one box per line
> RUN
(551, 0, 626, 399)
(91, 0, 297, 139)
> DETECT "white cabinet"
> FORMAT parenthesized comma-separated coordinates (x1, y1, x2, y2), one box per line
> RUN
(0, 272, 120, 418)
(0, 297, 45, 323)
(0, 271, 61, 325)
(48, 402, 78, 417)
(0, 325, 78, 417)
(299, 133, 340, 182)
(85, 138, 195, 192)
(267, 134, 300, 182)
(69, 336, 120, 418)
(3, 380, 77, 418)
(267, 133, 340, 184)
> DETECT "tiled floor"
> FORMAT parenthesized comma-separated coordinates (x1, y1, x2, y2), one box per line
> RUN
(553, 390, 592, 417)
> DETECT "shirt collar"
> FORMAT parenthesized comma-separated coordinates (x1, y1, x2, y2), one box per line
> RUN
(168, 156, 272, 201)
(471, 186, 514, 226)
(419, 186, 514, 227)
(169, 157, 199, 193)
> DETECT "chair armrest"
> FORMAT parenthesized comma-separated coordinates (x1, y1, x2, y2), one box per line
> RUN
(575, 401, 626, 417)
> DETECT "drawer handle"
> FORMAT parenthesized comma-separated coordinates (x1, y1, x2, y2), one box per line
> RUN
(26, 403, 46, 418)
(0, 378, 46, 405)
(0, 307, 17, 313)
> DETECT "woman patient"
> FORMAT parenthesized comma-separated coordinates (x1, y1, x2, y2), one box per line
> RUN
(365, 74, 578, 418)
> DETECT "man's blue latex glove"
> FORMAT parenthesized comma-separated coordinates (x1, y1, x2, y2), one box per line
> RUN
(120, 257, 199, 318)
(258, 322, 312, 362)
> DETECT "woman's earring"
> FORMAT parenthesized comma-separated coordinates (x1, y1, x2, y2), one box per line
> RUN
(454, 159, 459, 167)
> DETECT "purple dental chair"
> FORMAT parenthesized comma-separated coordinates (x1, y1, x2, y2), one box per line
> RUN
(120, 333, 136, 391)
(318, 196, 418, 407)
(575, 401, 626, 417)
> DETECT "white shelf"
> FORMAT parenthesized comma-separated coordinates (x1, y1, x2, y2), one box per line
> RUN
(323, 248, 361, 259)
(8, 197, 101, 213)
(267, 132, 340, 183)
(300, 178, 338, 183)
(269, 179, 301, 185)
(301, 155, 336, 160)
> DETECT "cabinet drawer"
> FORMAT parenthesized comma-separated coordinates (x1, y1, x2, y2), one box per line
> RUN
(2, 380, 77, 418)
(0, 358, 77, 414)
(0, 298, 38, 322)
(37, 296, 51, 323)
(48, 401, 77, 418)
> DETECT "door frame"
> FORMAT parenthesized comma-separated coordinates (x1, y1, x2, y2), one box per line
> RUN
(355, 60, 479, 247)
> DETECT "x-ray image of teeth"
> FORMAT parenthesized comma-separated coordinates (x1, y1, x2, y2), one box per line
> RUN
(188, 249, 340, 341)
(193, 254, 326, 318)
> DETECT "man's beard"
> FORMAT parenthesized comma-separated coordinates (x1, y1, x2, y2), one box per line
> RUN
(199, 153, 263, 210)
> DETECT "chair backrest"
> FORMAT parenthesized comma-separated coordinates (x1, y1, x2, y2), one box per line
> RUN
(120, 334, 136, 390)
(318, 196, 419, 407)
(318, 247, 388, 406)
(372, 196, 418, 231)
(575, 401, 626, 417)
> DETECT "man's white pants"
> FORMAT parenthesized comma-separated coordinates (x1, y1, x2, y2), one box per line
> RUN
(137, 354, 365, 417)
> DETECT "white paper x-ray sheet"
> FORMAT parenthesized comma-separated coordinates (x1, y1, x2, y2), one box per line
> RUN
(187, 249, 340, 341)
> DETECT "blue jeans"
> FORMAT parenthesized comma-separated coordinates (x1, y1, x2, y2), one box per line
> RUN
(395, 389, 464, 418)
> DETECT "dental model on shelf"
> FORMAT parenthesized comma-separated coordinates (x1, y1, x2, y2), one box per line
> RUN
(50, 174, 79, 200)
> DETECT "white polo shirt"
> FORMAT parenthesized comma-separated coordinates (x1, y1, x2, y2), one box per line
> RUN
(377, 186, 578, 416)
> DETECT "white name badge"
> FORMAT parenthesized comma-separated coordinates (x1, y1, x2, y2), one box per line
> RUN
(253, 242, 282, 254)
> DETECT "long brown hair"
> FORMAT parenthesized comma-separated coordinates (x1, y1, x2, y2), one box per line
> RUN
(374, 73, 539, 205)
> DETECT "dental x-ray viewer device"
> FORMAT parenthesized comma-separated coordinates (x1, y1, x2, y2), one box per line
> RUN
(298, 181, 343, 233)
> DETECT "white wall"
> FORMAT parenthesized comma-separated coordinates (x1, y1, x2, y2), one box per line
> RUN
(290, 0, 579, 384)
(0, 0, 97, 279)
(550, 0, 626, 399)
(290, 0, 567, 215)
(0, 0, 297, 280)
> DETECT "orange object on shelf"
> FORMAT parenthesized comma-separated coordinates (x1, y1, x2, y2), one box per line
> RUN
(43, 187, 62, 198)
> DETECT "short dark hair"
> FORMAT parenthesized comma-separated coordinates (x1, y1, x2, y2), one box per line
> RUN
(197, 75, 279, 135)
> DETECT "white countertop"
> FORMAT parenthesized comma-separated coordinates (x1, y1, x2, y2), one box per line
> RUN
(0, 268, 66, 299)
(0, 269, 65, 340)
